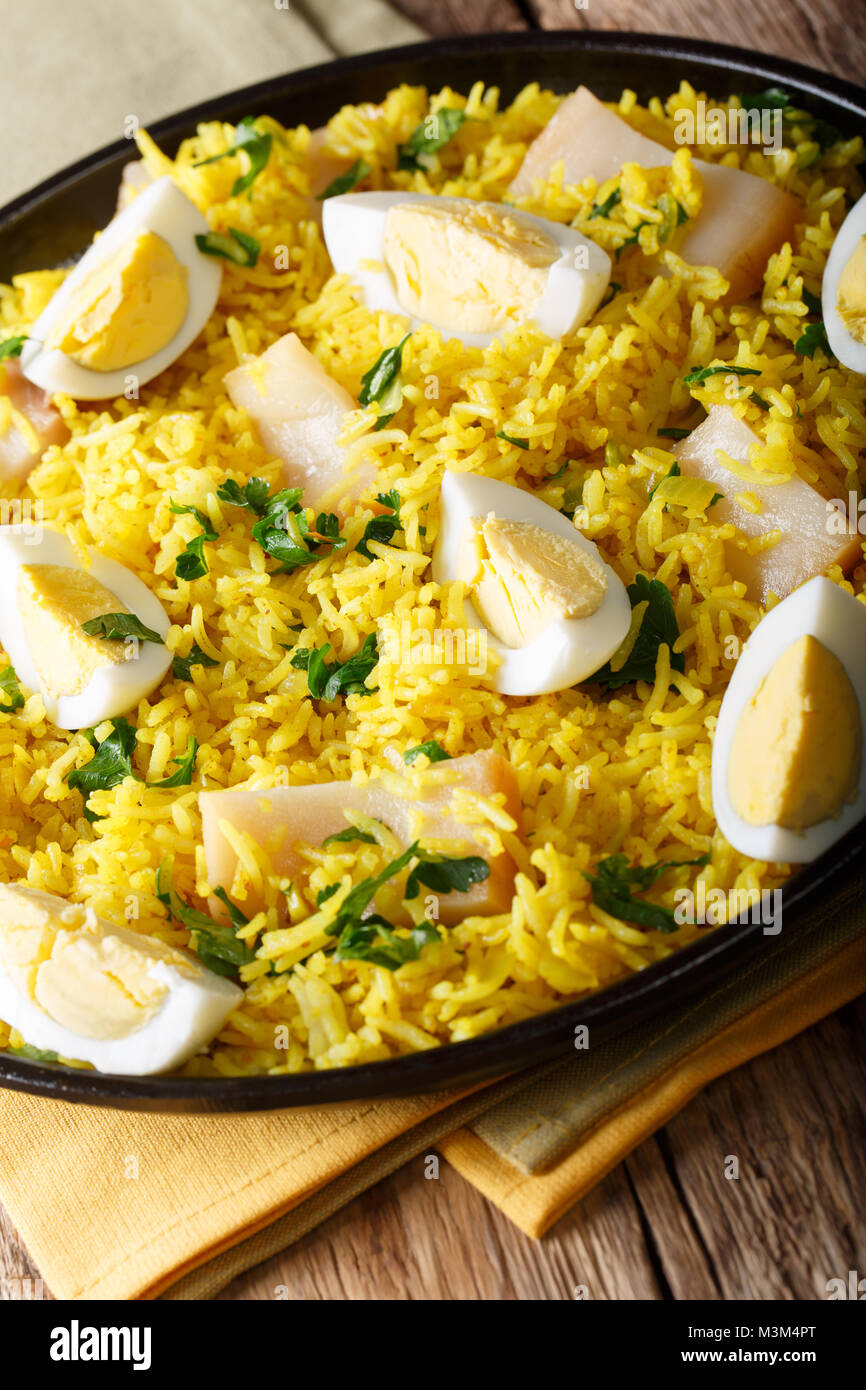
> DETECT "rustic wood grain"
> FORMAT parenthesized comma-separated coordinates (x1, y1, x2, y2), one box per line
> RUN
(2, 0, 865, 1302)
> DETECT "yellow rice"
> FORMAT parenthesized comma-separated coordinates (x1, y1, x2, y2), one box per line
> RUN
(0, 79, 863, 1075)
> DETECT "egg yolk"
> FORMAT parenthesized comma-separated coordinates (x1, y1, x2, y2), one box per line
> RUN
(383, 201, 559, 335)
(46, 230, 189, 371)
(16, 564, 133, 698)
(458, 515, 608, 647)
(837, 234, 866, 345)
(728, 634, 861, 831)
(0, 894, 186, 1041)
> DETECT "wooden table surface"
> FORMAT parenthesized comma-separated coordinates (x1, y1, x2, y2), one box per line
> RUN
(2, 0, 865, 1302)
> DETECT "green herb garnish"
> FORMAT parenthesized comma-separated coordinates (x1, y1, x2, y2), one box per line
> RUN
(291, 633, 378, 701)
(216, 476, 274, 514)
(170, 500, 218, 581)
(657, 427, 691, 440)
(592, 574, 684, 688)
(317, 158, 372, 201)
(67, 718, 140, 820)
(358, 491, 402, 558)
(172, 643, 220, 680)
(156, 862, 255, 978)
(219, 477, 344, 572)
(795, 320, 831, 359)
(648, 459, 681, 500)
(589, 188, 621, 220)
(0, 335, 27, 360)
(194, 117, 272, 196)
(496, 431, 529, 450)
(683, 364, 761, 385)
(150, 735, 198, 788)
(736, 88, 840, 151)
(404, 850, 489, 901)
(7, 1043, 60, 1063)
(585, 851, 711, 933)
(359, 333, 410, 429)
(0, 665, 25, 711)
(397, 109, 467, 171)
(195, 228, 260, 267)
(334, 917, 441, 970)
(81, 612, 165, 645)
(322, 826, 379, 847)
(404, 740, 451, 765)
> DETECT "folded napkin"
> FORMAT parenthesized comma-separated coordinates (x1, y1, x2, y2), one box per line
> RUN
(3, 0, 865, 1304)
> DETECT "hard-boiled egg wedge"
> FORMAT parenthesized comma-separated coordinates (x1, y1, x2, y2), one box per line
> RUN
(20, 176, 222, 400)
(0, 526, 171, 729)
(712, 577, 866, 863)
(433, 471, 631, 695)
(823, 189, 866, 373)
(0, 883, 241, 1075)
(322, 192, 611, 347)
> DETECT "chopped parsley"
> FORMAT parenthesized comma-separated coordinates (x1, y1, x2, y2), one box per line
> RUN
(589, 188, 621, 220)
(216, 476, 274, 514)
(194, 116, 272, 196)
(291, 633, 378, 701)
(149, 735, 198, 788)
(657, 427, 691, 440)
(397, 108, 468, 171)
(358, 334, 411, 429)
(195, 228, 260, 267)
(7, 1043, 59, 1063)
(648, 458, 681, 501)
(585, 851, 711, 934)
(218, 477, 344, 573)
(358, 491, 402, 558)
(404, 849, 489, 901)
(172, 643, 220, 681)
(334, 917, 441, 970)
(795, 319, 831, 359)
(0, 665, 25, 711)
(737, 88, 840, 152)
(67, 718, 140, 820)
(592, 574, 684, 689)
(496, 431, 529, 450)
(170, 501, 218, 581)
(404, 740, 451, 765)
(0, 335, 27, 360)
(80, 612, 165, 645)
(683, 364, 761, 385)
(321, 826, 379, 848)
(156, 862, 255, 978)
(317, 158, 371, 201)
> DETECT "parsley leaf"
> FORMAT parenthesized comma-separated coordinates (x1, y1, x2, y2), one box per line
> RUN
(172, 643, 219, 680)
(397, 108, 467, 171)
(195, 228, 260, 267)
(404, 850, 489, 901)
(404, 740, 451, 765)
(150, 735, 198, 788)
(0, 665, 25, 711)
(358, 334, 410, 428)
(683, 365, 761, 385)
(216, 476, 274, 515)
(795, 320, 831, 359)
(156, 862, 255, 978)
(648, 459, 681, 501)
(322, 826, 379, 847)
(170, 500, 218, 581)
(657, 427, 691, 440)
(291, 633, 378, 701)
(0, 335, 27, 360)
(589, 188, 621, 220)
(81, 612, 165, 645)
(7, 1043, 60, 1063)
(358, 491, 402, 558)
(496, 430, 529, 449)
(194, 117, 272, 196)
(333, 916, 440, 970)
(317, 158, 371, 201)
(585, 851, 710, 933)
(592, 574, 684, 688)
(67, 718, 140, 820)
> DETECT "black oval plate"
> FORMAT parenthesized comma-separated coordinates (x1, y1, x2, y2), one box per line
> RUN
(1, 30, 864, 1111)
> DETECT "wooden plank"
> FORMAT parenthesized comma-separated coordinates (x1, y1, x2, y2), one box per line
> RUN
(524, 0, 862, 82)
(390, 0, 528, 37)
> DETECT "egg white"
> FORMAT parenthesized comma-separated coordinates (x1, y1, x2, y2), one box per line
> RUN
(19, 176, 222, 400)
(322, 192, 611, 348)
(0, 885, 241, 1076)
(712, 577, 866, 863)
(0, 525, 172, 729)
(822, 189, 866, 374)
(432, 470, 631, 696)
